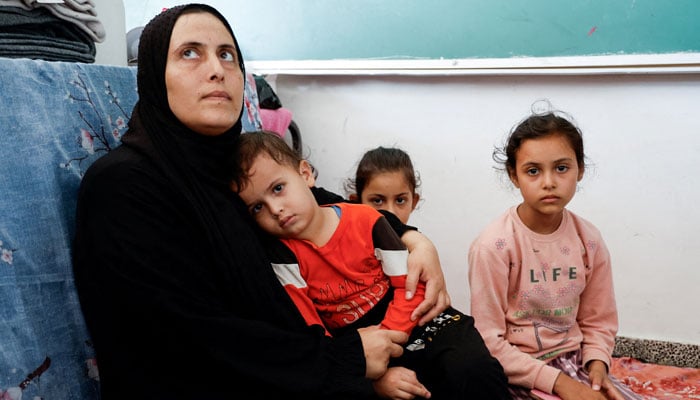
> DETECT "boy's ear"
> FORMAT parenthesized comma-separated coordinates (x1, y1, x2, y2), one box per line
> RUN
(348, 193, 358, 202)
(299, 160, 316, 187)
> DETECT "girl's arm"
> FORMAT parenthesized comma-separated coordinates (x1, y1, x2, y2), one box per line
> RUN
(399, 229, 450, 325)
(468, 243, 561, 392)
(576, 233, 618, 373)
(377, 209, 450, 325)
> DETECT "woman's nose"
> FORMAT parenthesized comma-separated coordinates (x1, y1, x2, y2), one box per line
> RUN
(208, 57, 225, 81)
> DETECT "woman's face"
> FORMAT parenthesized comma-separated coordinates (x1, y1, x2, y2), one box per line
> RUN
(165, 12, 243, 136)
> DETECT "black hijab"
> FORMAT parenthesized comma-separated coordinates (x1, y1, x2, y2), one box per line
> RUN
(119, 4, 299, 318)
(122, 3, 244, 187)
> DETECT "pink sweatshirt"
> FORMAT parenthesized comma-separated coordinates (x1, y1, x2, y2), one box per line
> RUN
(468, 206, 618, 393)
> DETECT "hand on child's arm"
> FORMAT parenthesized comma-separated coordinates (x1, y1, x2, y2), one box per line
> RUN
(401, 230, 450, 325)
(587, 360, 626, 400)
(373, 366, 431, 399)
(357, 326, 408, 379)
(553, 372, 607, 400)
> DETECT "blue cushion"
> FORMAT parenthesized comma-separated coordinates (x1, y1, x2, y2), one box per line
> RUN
(0, 57, 261, 399)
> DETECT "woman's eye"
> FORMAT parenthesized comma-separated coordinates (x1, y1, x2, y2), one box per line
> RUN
(182, 49, 198, 59)
(220, 50, 235, 62)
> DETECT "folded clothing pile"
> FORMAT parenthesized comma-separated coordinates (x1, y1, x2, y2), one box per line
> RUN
(0, 0, 105, 63)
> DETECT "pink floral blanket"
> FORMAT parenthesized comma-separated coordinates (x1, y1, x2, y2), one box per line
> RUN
(612, 357, 700, 399)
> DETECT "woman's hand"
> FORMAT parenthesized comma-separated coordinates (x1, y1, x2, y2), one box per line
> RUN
(373, 366, 431, 399)
(400, 230, 450, 325)
(358, 325, 408, 379)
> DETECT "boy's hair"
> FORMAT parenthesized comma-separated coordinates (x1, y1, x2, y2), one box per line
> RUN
(233, 131, 302, 192)
(345, 146, 420, 200)
(493, 109, 586, 177)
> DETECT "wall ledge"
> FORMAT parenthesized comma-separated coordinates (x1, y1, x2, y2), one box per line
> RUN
(247, 53, 700, 76)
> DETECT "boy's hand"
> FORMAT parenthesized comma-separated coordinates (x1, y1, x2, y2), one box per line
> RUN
(373, 366, 431, 399)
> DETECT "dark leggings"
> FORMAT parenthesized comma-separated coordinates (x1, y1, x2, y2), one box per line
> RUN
(395, 307, 512, 400)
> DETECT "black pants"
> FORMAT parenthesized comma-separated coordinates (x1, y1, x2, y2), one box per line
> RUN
(393, 307, 512, 400)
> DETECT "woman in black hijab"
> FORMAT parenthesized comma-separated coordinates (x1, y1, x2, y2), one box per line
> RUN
(72, 4, 448, 399)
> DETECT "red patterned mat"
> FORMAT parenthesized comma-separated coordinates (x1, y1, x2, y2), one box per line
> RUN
(611, 357, 700, 399)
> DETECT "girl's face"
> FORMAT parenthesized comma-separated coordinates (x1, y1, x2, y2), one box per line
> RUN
(359, 171, 419, 224)
(509, 134, 583, 234)
(165, 12, 244, 136)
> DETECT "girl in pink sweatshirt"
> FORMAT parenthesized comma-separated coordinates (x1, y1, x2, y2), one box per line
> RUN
(468, 106, 641, 400)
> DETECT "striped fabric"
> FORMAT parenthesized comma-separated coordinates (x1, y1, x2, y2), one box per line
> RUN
(508, 350, 643, 399)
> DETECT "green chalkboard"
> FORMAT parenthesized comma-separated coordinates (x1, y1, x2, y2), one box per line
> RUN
(223, 0, 700, 61)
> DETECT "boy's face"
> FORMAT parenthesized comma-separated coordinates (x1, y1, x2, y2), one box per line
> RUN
(238, 153, 317, 238)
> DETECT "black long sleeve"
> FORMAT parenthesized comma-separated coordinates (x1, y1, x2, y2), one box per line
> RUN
(73, 147, 376, 399)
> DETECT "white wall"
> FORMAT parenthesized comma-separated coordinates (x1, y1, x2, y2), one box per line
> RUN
(118, 0, 700, 346)
(94, 0, 127, 66)
(269, 72, 700, 346)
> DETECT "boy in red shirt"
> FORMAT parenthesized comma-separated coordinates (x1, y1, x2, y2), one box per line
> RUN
(233, 131, 509, 400)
